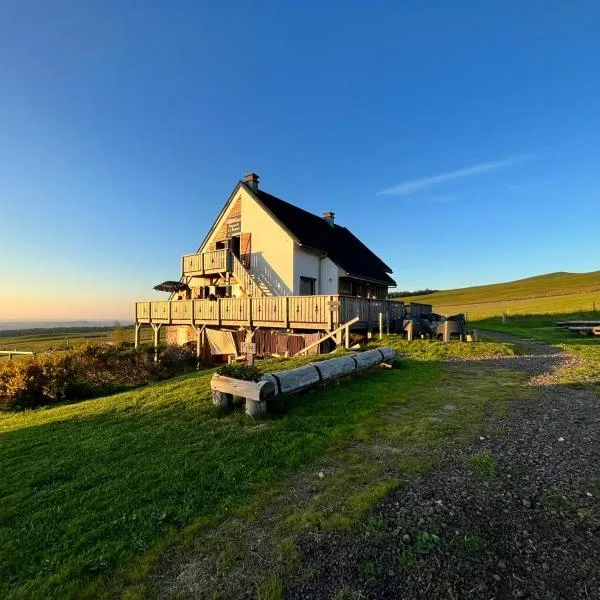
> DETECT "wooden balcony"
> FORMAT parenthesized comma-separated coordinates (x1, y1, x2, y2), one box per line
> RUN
(182, 249, 229, 277)
(135, 295, 405, 331)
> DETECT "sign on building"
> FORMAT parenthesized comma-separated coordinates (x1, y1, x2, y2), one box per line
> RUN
(227, 220, 241, 236)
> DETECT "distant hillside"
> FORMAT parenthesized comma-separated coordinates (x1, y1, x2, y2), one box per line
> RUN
(401, 271, 600, 319)
(0, 320, 130, 331)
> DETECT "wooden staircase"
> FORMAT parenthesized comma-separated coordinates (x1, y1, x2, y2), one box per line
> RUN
(230, 252, 267, 297)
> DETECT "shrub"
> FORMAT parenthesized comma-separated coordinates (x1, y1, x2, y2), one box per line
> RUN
(159, 344, 197, 372)
(216, 363, 262, 381)
(0, 343, 198, 411)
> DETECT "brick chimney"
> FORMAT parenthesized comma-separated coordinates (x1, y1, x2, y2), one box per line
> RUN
(322, 211, 335, 226)
(244, 172, 260, 191)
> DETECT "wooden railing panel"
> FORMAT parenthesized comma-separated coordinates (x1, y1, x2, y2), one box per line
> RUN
(151, 301, 170, 320)
(182, 249, 227, 275)
(183, 253, 203, 274)
(136, 302, 150, 320)
(221, 297, 248, 323)
(340, 297, 369, 323)
(171, 300, 192, 321)
(289, 295, 327, 324)
(193, 299, 219, 322)
(252, 296, 285, 323)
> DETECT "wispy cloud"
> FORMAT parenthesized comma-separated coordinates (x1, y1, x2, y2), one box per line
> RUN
(379, 154, 531, 196)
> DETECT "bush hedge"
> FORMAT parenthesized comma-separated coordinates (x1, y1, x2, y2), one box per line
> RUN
(0, 344, 198, 410)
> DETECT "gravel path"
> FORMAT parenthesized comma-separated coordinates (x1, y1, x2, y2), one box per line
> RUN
(287, 335, 600, 600)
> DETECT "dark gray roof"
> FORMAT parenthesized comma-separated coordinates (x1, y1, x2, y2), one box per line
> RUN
(249, 185, 396, 286)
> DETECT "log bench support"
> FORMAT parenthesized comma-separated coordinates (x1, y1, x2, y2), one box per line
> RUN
(210, 376, 275, 416)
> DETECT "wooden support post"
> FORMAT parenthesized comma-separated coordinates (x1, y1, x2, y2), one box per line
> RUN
(217, 299, 222, 326)
(345, 324, 350, 349)
(283, 296, 289, 329)
(212, 391, 233, 410)
(134, 323, 141, 349)
(152, 324, 162, 362)
(379, 312, 383, 340)
(195, 324, 206, 364)
(245, 398, 267, 416)
(248, 297, 253, 328)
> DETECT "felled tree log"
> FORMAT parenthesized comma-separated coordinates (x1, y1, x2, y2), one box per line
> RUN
(261, 347, 395, 397)
(210, 347, 395, 415)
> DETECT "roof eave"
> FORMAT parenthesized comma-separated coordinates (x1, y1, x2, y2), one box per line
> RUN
(344, 273, 397, 287)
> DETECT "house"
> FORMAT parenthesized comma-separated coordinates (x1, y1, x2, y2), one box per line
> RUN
(135, 173, 404, 355)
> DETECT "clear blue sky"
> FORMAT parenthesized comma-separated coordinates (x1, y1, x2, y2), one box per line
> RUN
(1, 1, 599, 319)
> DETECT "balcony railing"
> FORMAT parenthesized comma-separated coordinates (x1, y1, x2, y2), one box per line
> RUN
(135, 295, 405, 331)
(182, 249, 229, 276)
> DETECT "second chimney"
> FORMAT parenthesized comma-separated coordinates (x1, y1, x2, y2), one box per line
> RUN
(244, 172, 260, 191)
(322, 211, 335, 226)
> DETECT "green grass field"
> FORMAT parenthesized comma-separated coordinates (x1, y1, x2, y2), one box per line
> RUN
(0, 328, 160, 356)
(0, 337, 514, 599)
(401, 271, 600, 319)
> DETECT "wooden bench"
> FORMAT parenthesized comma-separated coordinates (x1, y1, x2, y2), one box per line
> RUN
(210, 347, 395, 416)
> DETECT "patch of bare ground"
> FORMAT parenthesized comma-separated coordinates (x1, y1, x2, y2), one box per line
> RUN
(286, 338, 600, 600)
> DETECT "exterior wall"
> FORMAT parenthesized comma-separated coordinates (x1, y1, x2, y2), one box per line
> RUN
(319, 257, 343, 295)
(292, 250, 343, 295)
(293, 248, 321, 294)
(166, 325, 197, 345)
(241, 189, 295, 295)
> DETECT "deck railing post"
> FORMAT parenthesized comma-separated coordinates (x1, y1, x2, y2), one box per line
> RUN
(283, 296, 289, 329)
(217, 299, 222, 326)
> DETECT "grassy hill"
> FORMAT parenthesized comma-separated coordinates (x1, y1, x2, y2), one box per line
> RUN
(401, 271, 600, 319)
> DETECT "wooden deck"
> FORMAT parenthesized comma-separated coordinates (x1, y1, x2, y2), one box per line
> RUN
(135, 295, 405, 331)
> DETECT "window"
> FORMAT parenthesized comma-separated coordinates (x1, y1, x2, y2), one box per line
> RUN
(299, 276, 316, 295)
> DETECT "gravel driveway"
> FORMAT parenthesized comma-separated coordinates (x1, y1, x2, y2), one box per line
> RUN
(287, 335, 600, 600)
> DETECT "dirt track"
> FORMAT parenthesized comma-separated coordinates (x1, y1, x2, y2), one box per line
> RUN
(287, 335, 600, 600)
